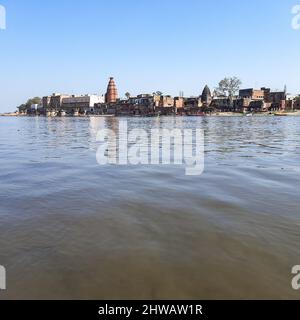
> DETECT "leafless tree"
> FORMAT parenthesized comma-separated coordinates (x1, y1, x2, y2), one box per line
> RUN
(216, 77, 242, 97)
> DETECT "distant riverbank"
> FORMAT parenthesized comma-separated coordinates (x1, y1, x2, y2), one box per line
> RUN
(0, 112, 20, 117)
(2, 111, 300, 117)
(211, 111, 300, 117)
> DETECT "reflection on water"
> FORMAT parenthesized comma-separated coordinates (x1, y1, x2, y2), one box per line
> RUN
(0, 116, 300, 299)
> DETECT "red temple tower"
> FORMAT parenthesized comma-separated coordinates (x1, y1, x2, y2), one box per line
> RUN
(105, 77, 118, 103)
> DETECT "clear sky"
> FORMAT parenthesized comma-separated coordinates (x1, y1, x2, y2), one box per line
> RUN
(0, 0, 299, 112)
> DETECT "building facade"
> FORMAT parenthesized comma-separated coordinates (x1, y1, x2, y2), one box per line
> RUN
(239, 89, 265, 100)
(61, 95, 105, 114)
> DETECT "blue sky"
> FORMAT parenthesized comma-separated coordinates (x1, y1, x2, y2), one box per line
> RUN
(0, 0, 299, 112)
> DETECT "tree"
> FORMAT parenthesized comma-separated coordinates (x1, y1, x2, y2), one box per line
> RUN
(27, 97, 42, 105)
(17, 97, 42, 111)
(295, 95, 300, 101)
(216, 77, 242, 97)
(125, 92, 131, 100)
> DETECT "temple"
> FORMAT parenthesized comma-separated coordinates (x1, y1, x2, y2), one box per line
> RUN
(201, 85, 212, 105)
(105, 77, 118, 103)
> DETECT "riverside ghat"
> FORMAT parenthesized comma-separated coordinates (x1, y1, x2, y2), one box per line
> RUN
(16, 77, 300, 117)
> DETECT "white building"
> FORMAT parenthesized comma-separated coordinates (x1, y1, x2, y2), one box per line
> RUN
(30, 104, 39, 111)
(61, 95, 105, 113)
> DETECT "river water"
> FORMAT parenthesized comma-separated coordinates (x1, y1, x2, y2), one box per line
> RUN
(0, 116, 299, 299)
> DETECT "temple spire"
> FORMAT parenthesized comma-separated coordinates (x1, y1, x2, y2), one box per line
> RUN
(105, 77, 118, 103)
(201, 85, 212, 104)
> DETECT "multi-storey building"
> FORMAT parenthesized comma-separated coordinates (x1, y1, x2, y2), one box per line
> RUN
(211, 97, 233, 112)
(42, 93, 71, 111)
(239, 89, 265, 100)
(174, 97, 184, 110)
(294, 99, 300, 110)
(61, 95, 105, 114)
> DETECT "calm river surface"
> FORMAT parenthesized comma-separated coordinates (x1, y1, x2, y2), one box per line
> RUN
(0, 116, 300, 299)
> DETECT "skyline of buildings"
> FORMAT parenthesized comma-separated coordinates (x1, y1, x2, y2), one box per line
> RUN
(19, 77, 300, 117)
